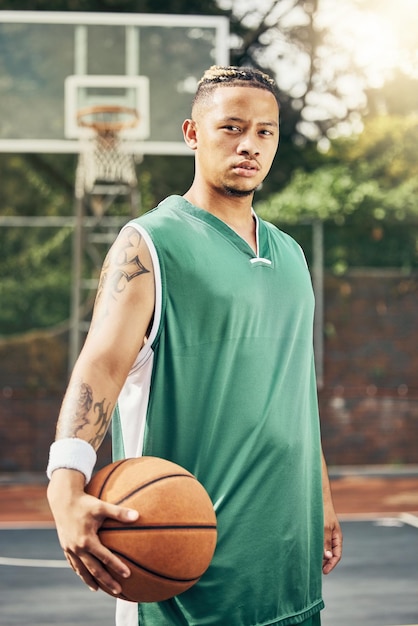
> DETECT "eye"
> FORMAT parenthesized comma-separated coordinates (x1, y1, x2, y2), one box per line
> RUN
(222, 124, 241, 132)
(259, 128, 275, 137)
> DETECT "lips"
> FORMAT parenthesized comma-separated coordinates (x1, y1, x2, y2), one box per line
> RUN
(233, 161, 260, 176)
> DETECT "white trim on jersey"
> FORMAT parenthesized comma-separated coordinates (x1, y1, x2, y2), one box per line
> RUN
(121, 222, 163, 371)
(250, 257, 272, 266)
(115, 222, 163, 626)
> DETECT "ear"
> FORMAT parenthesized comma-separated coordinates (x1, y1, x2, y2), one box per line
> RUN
(182, 119, 198, 151)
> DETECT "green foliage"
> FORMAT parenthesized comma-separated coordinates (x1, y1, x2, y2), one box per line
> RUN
(0, 226, 73, 334)
(331, 115, 418, 186)
(138, 155, 195, 209)
(256, 165, 374, 224)
(0, 154, 74, 335)
(256, 115, 418, 270)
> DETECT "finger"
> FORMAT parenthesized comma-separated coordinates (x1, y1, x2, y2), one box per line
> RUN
(66, 524, 133, 594)
(82, 552, 123, 596)
(60, 499, 139, 594)
(323, 525, 333, 555)
(98, 502, 139, 524)
(65, 550, 99, 592)
(322, 535, 332, 573)
(95, 540, 132, 582)
(67, 545, 127, 596)
(323, 552, 340, 575)
(322, 533, 343, 575)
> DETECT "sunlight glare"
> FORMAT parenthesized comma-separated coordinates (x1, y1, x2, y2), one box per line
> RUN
(318, 0, 418, 86)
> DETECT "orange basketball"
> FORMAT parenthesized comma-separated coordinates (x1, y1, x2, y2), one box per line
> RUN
(86, 456, 217, 602)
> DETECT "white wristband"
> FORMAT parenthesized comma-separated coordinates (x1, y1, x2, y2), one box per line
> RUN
(46, 438, 97, 485)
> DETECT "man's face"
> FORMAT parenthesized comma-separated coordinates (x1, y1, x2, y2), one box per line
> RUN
(189, 85, 279, 197)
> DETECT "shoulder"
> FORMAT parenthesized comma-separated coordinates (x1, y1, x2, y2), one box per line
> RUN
(126, 196, 204, 252)
(133, 195, 186, 226)
(259, 215, 292, 240)
(259, 216, 306, 259)
(103, 225, 155, 286)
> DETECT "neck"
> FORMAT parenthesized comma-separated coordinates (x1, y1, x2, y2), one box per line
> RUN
(184, 183, 254, 217)
(183, 185, 257, 252)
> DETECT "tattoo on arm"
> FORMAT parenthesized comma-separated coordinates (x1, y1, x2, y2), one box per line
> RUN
(58, 380, 113, 449)
(61, 380, 92, 436)
(96, 227, 150, 308)
(89, 397, 112, 449)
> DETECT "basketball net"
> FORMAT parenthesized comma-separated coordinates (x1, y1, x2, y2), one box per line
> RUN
(75, 106, 140, 211)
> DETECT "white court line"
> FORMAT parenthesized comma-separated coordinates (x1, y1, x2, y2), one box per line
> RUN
(0, 556, 68, 568)
(399, 512, 418, 528)
(0, 521, 55, 529)
(1, 515, 415, 571)
(0, 525, 67, 568)
(337, 512, 418, 527)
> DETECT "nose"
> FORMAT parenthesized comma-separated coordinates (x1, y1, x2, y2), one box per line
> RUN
(237, 133, 260, 157)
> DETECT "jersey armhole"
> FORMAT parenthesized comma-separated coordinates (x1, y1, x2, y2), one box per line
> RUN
(120, 221, 163, 371)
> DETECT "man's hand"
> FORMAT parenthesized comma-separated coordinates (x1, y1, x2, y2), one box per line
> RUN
(321, 450, 343, 574)
(322, 509, 342, 574)
(47, 468, 139, 596)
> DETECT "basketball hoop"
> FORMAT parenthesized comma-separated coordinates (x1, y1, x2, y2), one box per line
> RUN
(76, 105, 140, 135)
(75, 105, 140, 204)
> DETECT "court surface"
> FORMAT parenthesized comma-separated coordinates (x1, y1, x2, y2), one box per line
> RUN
(0, 518, 417, 626)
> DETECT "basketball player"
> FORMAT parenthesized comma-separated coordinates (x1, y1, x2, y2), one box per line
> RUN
(47, 66, 342, 626)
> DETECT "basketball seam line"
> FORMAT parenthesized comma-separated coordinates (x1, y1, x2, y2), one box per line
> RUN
(98, 459, 127, 499)
(100, 524, 217, 531)
(114, 473, 196, 506)
(111, 549, 201, 583)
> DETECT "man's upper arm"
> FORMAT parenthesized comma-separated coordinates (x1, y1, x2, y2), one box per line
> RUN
(83, 225, 156, 381)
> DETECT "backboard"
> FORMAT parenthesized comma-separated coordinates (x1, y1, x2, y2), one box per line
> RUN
(0, 11, 229, 155)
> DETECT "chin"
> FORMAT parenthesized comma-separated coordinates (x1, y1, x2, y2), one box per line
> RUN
(223, 185, 257, 198)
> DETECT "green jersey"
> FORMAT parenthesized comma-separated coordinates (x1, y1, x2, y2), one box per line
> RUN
(113, 196, 324, 626)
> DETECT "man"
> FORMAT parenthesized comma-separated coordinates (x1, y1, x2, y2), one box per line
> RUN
(47, 66, 342, 626)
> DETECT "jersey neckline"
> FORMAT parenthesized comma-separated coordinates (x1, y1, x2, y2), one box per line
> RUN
(165, 195, 273, 265)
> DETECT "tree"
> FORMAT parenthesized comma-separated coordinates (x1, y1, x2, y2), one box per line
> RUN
(256, 115, 418, 270)
(0, 154, 75, 333)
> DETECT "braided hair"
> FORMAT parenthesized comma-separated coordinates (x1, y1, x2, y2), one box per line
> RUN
(193, 65, 280, 110)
